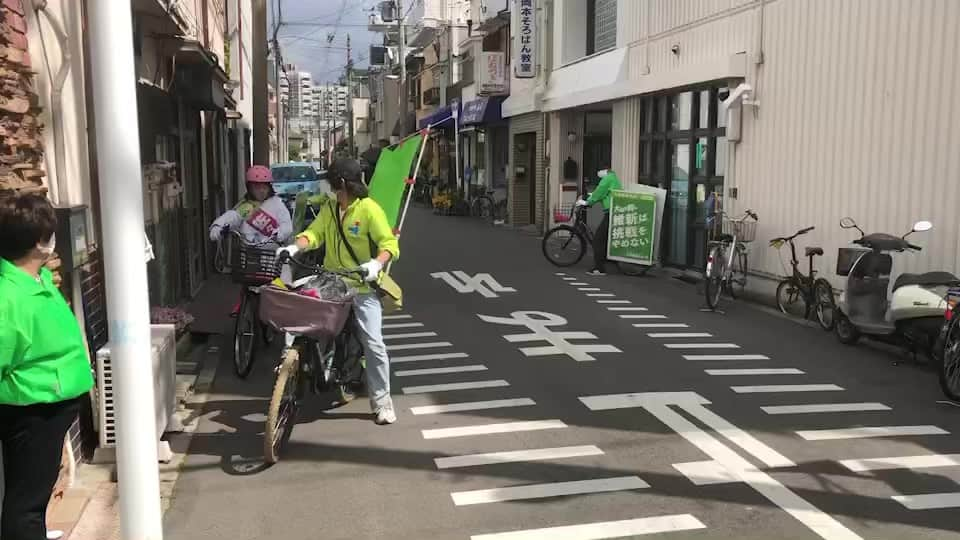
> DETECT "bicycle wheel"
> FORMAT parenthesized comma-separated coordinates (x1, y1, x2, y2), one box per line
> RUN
(542, 225, 587, 267)
(332, 327, 365, 404)
(704, 245, 727, 310)
(775, 279, 805, 318)
(729, 248, 748, 298)
(264, 348, 304, 464)
(939, 318, 960, 401)
(233, 293, 259, 379)
(813, 278, 836, 331)
(471, 196, 494, 220)
(617, 262, 650, 276)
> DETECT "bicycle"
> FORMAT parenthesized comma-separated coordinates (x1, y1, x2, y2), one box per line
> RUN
(703, 210, 758, 310)
(228, 230, 281, 379)
(769, 226, 836, 330)
(468, 187, 496, 221)
(259, 255, 367, 463)
(541, 204, 649, 276)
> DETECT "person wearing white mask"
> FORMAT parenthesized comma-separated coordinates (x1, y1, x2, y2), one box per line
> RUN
(575, 167, 623, 275)
(0, 194, 94, 540)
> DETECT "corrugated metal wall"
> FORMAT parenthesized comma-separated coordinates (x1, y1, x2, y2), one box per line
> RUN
(508, 112, 545, 228)
(736, 0, 960, 285)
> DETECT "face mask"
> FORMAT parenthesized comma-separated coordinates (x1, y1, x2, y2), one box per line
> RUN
(37, 233, 56, 256)
(597, 169, 609, 179)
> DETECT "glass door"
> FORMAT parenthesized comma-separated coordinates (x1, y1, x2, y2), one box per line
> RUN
(667, 142, 691, 266)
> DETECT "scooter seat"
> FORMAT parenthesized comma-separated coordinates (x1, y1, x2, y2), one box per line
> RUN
(893, 271, 960, 291)
(805, 246, 824, 257)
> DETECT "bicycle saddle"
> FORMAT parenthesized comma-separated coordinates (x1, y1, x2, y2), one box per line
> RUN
(805, 247, 824, 257)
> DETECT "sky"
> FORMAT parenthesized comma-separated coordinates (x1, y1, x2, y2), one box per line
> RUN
(270, 0, 381, 85)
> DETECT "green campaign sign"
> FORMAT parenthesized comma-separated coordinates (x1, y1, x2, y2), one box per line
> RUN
(607, 190, 656, 265)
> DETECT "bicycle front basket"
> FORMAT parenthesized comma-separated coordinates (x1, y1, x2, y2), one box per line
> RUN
(722, 219, 758, 243)
(259, 286, 355, 340)
(231, 241, 278, 286)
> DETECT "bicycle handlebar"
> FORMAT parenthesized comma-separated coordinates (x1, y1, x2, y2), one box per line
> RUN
(277, 251, 368, 280)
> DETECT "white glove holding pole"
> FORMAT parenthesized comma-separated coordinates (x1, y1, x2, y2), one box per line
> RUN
(575, 199, 589, 207)
(360, 259, 383, 282)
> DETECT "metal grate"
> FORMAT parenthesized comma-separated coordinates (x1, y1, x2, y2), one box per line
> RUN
(95, 347, 116, 447)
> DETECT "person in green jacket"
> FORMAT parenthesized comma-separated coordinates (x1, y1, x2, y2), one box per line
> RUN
(576, 167, 622, 275)
(0, 194, 94, 540)
(279, 158, 400, 425)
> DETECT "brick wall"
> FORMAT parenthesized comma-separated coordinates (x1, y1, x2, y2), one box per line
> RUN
(508, 112, 545, 231)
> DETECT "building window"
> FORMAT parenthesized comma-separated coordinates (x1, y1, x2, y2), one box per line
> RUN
(587, 0, 617, 55)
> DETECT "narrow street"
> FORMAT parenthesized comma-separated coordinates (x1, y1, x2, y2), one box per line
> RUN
(164, 207, 960, 540)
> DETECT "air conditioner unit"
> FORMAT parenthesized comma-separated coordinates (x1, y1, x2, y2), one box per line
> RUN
(93, 324, 177, 463)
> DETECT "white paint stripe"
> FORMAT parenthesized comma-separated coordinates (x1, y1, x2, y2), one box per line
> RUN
(649, 333, 713, 338)
(422, 420, 567, 439)
(435, 445, 604, 469)
(798, 425, 949, 441)
(383, 322, 425, 329)
(681, 401, 795, 468)
(383, 332, 438, 340)
(395, 365, 488, 377)
(683, 354, 769, 360)
(390, 352, 469, 363)
(579, 392, 863, 540)
(578, 287, 602, 291)
(665, 343, 740, 349)
(634, 323, 689, 328)
(383, 314, 412, 320)
(569, 282, 589, 285)
(387, 341, 453, 351)
(470, 515, 707, 540)
(410, 398, 536, 415)
(561, 277, 576, 280)
(403, 380, 510, 394)
(706, 368, 805, 376)
(451, 476, 649, 506)
(892, 492, 960, 510)
(587, 293, 616, 297)
(621, 314, 668, 319)
(673, 460, 739, 486)
(761, 403, 891, 415)
(733, 384, 844, 393)
(598, 300, 631, 304)
(555, 272, 568, 276)
(839, 454, 960, 472)
(607, 307, 648, 311)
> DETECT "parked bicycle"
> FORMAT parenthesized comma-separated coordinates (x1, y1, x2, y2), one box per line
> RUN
(704, 210, 758, 310)
(468, 186, 496, 220)
(260, 254, 367, 463)
(228, 230, 280, 379)
(542, 204, 648, 276)
(769, 226, 835, 330)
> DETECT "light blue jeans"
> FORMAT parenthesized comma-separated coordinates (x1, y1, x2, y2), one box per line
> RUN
(352, 292, 392, 410)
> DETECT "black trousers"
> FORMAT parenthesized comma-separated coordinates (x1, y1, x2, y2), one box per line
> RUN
(593, 211, 610, 272)
(0, 398, 79, 540)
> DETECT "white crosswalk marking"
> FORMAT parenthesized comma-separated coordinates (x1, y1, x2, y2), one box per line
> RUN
(451, 476, 650, 506)
(635, 323, 689, 328)
(422, 420, 567, 439)
(391, 352, 469, 363)
(587, 293, 616, 297)
(665, 343, 740, 349)
(435, 445, 603, 469)
(383, 314, 412, 320)
(410, 398, 536, 415)
(620, 314, 668, 319)
(797, 425, 949, 441)
(403, 380, 510, 394)
(761, 403, 890, 415)
(578, 287, 602, 291)
(387, 341, 453, 351)
(383, 332, 439, 340)
(683, 354, 769, 360)
(673, 460, 739, 486)
(892, 492, 960, 510)
(383, 322, 425, 330)
(839, 454, 960, 472)
(598, 300, 631, 304)
(607, 307, 648, 311)
(469, 515, 707, 539)
(706, 368, 805, 376)
(649, 333, 713, 338)
(395, 365, 488, 377)
(732, 384, 844, 393)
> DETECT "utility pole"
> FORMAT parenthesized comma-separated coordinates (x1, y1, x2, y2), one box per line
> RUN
(271, 0, 283, 164)
(87, 3, 162, 539)
(396, 0, 407, 137)
(347, 34, 355, 158)
(253, 0, 268, 163)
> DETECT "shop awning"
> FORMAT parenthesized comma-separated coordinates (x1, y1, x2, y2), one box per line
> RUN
(542, 48, 628, 112)
(417, 102, 460, 130)
(460, 96, 504, 125)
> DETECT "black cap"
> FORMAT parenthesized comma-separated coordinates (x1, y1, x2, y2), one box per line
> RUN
(329, 158, 364, 184)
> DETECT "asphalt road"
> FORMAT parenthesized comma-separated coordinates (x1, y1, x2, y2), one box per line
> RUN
(165, 206, 960, 540)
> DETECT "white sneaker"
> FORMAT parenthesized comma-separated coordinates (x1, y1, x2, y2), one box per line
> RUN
(375, 404, 397, 425)
(47, 531, 64, 540)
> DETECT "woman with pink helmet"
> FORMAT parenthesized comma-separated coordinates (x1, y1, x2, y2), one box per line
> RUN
(208, 165, 293, 245)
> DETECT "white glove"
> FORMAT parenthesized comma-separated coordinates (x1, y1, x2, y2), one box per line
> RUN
(209, 226, 222, 242)
(575, 199, 588, 207)
(359, 259, 383, 282)
(276, 244, 300, 259)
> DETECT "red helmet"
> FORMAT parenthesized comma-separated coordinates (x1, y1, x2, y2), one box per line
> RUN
(245, 165, 273, 183)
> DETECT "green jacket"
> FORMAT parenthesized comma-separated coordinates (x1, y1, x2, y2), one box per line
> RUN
(586, 171, 623, 211)
(297, 197, 400, 293)
(0, 258, 94, 405)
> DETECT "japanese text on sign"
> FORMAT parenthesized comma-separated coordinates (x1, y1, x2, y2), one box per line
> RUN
(514, 0, 536, 78)
(607, 191, 656, 265)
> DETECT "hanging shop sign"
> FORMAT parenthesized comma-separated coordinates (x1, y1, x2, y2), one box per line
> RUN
(480, 52, 508, 95)
(514, 0, 536, 78)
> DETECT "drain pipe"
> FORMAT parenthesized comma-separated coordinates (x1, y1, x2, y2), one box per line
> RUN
(33, 0, 72, 204)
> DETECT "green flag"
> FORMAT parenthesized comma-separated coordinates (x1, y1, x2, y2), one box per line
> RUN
(368, 134, 424, 229)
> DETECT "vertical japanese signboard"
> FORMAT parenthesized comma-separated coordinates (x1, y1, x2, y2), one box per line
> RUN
(608, 190, 657, 266)
(480, 52, 508, 95)
(514, 0, 536, 78)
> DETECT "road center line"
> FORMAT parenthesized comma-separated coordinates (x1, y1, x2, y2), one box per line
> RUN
(469, 515, 706, 540)
(435, 445, 604, 469)
(451, 476, 649, 506)
(422, 420, 567, 439)
(410, 398, 536, 415)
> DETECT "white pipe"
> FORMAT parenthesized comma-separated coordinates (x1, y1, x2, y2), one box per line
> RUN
(32, 0, 71, 205)
(87, 2, 163, 540)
